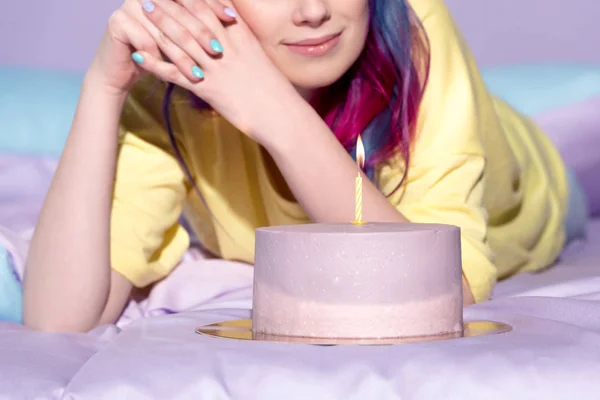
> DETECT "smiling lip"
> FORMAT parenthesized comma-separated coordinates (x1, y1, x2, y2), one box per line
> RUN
(284, 32, 342, 57)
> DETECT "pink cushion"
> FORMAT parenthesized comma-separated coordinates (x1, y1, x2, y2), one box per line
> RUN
(533, 95, 600, 215)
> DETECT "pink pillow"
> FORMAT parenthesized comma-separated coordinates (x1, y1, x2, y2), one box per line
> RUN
(533, 95, 600, 215)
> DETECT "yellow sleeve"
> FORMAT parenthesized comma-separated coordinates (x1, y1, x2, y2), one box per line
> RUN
(382, 0, 502, 302)
(111, 83, 190, 288)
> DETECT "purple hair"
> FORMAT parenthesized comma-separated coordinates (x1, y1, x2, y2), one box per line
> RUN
(164, 0, 429, 198)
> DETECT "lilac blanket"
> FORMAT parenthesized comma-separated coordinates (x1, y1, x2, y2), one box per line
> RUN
(0, 154, 600, 399)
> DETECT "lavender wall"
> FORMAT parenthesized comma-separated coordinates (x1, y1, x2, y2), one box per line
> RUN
(1, 0, 599, 72)
(444, 0, 600, 66)
(0, 0, 121, 72)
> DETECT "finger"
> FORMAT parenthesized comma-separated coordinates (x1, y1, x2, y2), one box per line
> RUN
(136, 1, 207, 82)
(180, 0, 238, 26)
(130, 50, 195, 89)
(109, 9, 162, 62)
(199, 0, 250, 44)
(154, 0, 227, 57)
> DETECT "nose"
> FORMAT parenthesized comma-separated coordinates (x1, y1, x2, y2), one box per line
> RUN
(292, 0, 331, 27)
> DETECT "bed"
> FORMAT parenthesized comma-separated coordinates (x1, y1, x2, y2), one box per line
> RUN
(0, 153, 599, 399)
(2, 0, 600, 398)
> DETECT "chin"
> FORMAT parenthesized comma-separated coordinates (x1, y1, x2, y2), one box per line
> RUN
(284, 62, 353, 90)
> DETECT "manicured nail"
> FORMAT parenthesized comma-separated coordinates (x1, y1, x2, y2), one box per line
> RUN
(224, 7, 237, 18)
(210, 39, 223, 53)
(132, 52, 144, 64)
(191, 66, 205, 79)
(142, 1, 155, 12)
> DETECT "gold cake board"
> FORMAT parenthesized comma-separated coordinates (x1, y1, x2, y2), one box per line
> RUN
(196, 319, 512, 346)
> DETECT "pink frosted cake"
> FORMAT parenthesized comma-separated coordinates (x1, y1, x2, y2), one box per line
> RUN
(252, 223, 464, 339)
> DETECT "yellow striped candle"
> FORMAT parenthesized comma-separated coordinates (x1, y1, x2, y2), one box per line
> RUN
(355, 172, 363, 224)
(352, 135, 366, 225)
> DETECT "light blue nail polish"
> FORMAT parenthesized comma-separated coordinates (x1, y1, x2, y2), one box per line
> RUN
(131, 52, 144, 64)
(142, 1, 155, 12)
(224, 7, 237, 18)
(191, 66, 205, 79)
(210, 39, 223, 53)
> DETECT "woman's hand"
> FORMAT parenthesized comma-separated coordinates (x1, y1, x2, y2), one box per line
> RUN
(87, 0, 236, 96)
(134, 0, 300, 145)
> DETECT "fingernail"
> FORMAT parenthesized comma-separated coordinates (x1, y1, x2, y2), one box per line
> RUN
(224, 7, 237, 18)
(132, 52, 145, 64)
(142, 1, 155, 12)
(210, 39, 223, 53)
(191, 66, 205, 79)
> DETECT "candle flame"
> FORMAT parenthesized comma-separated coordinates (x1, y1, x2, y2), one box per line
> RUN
(356, 135, 365, 169)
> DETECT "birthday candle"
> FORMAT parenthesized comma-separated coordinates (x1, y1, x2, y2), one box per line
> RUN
(354, 135, 365, 225)
(355, 172, 363, 223)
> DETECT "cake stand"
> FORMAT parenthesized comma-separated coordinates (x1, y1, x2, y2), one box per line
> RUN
(195, 318, 512, 346)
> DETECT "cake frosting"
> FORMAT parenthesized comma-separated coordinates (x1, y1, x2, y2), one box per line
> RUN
(252, 222, 463, 339)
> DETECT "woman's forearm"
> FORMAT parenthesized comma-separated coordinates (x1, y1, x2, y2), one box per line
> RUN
(23, 72, 128, 331)
(263, 97, 408, 224)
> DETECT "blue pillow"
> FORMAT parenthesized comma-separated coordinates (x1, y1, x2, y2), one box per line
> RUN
(482, 63, 600, 116)
(0, 67, 83, 157)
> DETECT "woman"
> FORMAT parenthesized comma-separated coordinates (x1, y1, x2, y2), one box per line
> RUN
(21, 0, 582, 332)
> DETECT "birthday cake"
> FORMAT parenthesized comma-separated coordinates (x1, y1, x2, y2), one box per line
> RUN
(252, 222, 464, 339)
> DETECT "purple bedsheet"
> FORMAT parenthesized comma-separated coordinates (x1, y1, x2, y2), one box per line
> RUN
(1, 155, 600, 399)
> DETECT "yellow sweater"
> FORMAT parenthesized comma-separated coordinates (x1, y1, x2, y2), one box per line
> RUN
(112, 0, 568, 302)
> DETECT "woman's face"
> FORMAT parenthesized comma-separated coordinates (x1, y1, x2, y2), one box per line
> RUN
(232, 0, 370, 95)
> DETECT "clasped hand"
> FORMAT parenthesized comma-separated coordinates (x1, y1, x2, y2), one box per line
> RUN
(130, 0, 298, 144)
